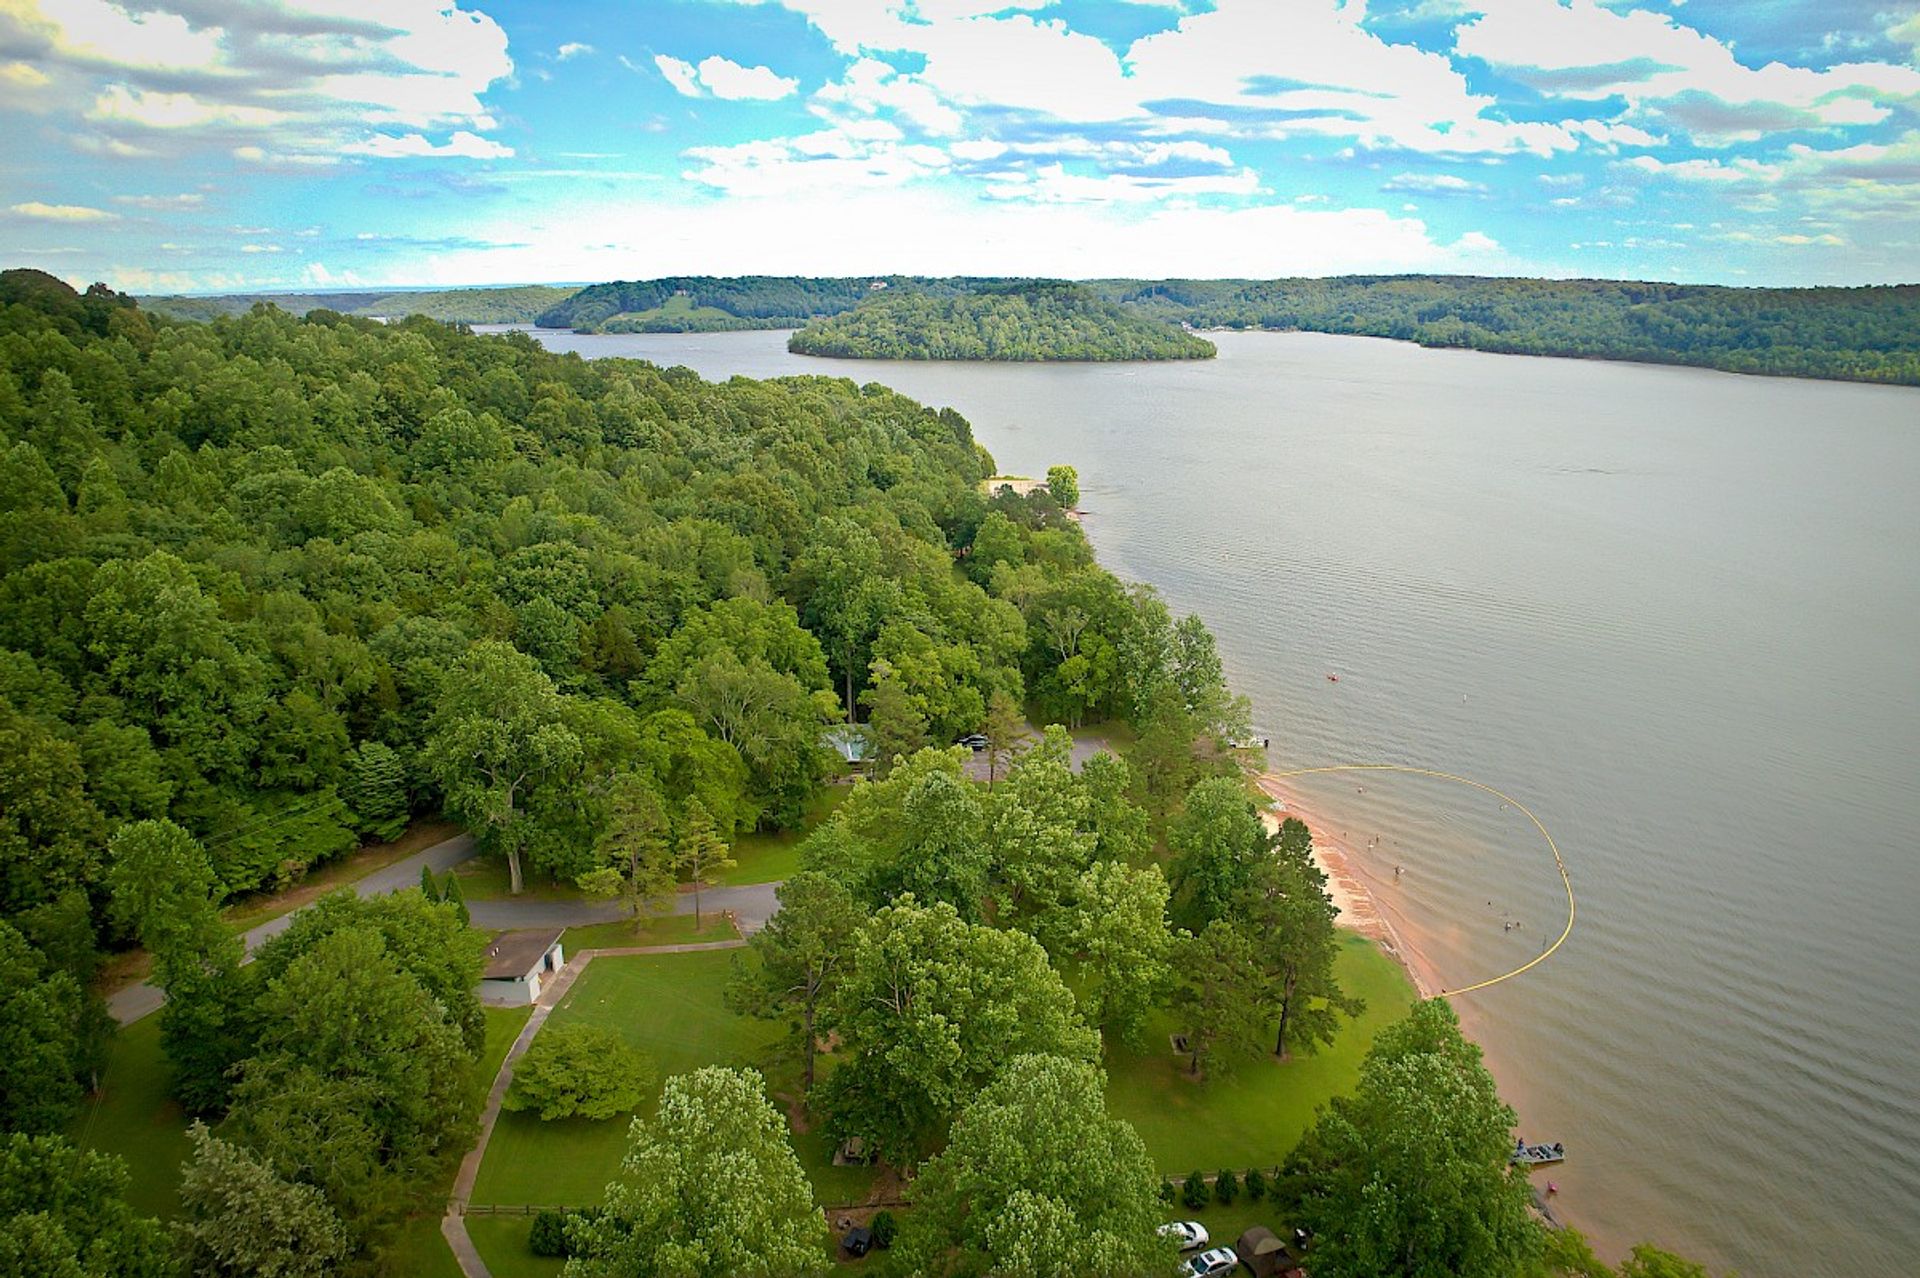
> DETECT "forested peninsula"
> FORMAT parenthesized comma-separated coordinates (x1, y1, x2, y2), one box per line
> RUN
(1095, 275, 1920, 385)
(788, 284, 1217, 362)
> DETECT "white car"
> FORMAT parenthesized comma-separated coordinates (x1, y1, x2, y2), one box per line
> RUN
(1157, 1221, 1209, 1251)
(1182, 1247, 1239, 1278)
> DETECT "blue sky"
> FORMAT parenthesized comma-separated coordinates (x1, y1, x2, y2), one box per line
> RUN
(3, 0, 1918, 292)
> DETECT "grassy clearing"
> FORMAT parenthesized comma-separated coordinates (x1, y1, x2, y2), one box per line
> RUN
(1106, 933, 1417, 1173)
(560, 913, 739, 951)
(452, 856, 587, 903)
(467, 1215, 565, 1278)
(471, 949, 873, 1210)
(608, 295, 741, 327)
(478, 1004, 535, 1095)
(381, 1214, 466, 1278)
(70, 1014, 191, 1218)
(722, 787, 850, 886)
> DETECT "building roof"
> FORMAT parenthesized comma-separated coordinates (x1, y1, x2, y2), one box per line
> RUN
(481, 928, 565, 980)
(821, 723, 871, 763)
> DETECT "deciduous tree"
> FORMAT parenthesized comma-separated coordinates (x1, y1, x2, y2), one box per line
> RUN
(1166, 776, 1268, 933)
(1061, 860, 1174, 1050)
(1045, 464, 1080, 510)
(1288, 999, 1538, 1278)
(0, 1134, 174, 1278)
(424, 640, 582, 895)
(565, 1066, 828, 1278)
(0, 920, 87, 1133)
(726, 871, 863, 1091)
(506, 1024, 654, 1121)
(894, 1054, 1172, 1278)
(820, 895, 1097, 1164)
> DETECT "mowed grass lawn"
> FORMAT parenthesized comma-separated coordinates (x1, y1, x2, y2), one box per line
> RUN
(1107, 934, 1417, 1174)
(559, 913, 738, 952)
(70, 1013, 192, 1217)
(720, 786, 849, 886)
(473, 950, 792, 1208)
(468, 1215, 564, 1278)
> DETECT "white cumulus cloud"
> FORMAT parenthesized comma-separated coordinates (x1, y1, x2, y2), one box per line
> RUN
(9, 200, 116, 222)
(655, 53, 798, 100)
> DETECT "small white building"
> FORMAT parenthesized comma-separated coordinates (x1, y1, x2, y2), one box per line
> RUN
(478, 928, 565, 1006)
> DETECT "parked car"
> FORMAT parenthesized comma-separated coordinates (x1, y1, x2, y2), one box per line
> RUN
(1182, 1246, 1239, 1278)
(957, 733, 989, 751)
(1157, 1221, 1209, 1251)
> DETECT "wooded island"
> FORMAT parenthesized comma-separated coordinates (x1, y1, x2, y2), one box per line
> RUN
(787, 284, 1217, 362)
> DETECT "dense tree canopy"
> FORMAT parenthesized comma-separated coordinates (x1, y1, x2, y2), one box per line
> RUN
(1096, 275, 1920, 385)
(818, 895, 1098, 1164)
(565, 1066, 828, 1278)
(789, 284, 1216, 362)
(1288, 999, 1539, 1278)
(0, 1133, 175, 1278)
(893, 1054, 1174, 1278)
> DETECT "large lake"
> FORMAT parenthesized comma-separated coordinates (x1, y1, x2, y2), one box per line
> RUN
(501, 326, 1920, 1277)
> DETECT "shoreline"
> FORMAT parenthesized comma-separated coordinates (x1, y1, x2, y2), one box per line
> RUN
(1254, 772, 1433, 1000)
(1257, 770, 1598, 1249)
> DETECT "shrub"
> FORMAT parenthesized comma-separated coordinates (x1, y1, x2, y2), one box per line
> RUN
(870, 1210, 898, 1249)
(504, 1023, 654, 1121)
(1214, 1168, 1239, 1205)
(1181, 1171, 1210, 1210)
(529, 1210, 568, 1258)
(443, 873, 469, 925)
(1158, 1178, 1175, 1204)
(1244, 1166, 1269, 1202)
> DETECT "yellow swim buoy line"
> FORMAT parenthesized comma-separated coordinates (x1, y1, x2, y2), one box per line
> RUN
(1263, 764, 1574, 999)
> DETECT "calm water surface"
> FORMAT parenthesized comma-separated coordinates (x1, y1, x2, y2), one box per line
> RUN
(505, 326, 1920, 1278)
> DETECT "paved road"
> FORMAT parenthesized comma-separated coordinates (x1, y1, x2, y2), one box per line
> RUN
(106, 832, 478, 1025)
(463, 880, 781, 935)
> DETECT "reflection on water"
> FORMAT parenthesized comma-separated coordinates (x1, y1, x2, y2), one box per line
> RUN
(505, 325, 1920, 1278)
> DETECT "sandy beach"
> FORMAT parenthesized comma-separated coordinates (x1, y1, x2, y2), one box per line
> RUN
(1255, 772, 1434, 998)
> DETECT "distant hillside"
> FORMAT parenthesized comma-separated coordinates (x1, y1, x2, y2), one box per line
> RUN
(789, 284, 1216, 362)
(140, 283, 578, 325)
(1085, 276, 1920, 385)
(536, 275, 984, 332)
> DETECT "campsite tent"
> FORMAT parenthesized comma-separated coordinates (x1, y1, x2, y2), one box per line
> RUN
(1236, 1226, 1302, 1278)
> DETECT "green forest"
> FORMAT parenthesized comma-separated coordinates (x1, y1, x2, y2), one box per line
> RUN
(1088, 275, 1920, 384)
(534, 275, 949, 332)
(142, 284, 578, 326)
(788, 284, 1218, 362)
(535, 272, 1920, 384)
(0, 267, 1714, 1278)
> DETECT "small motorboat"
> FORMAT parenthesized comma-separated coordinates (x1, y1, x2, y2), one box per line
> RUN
(1326, 673, 1340, 682)
(1511, 1138, 1565, 1167)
